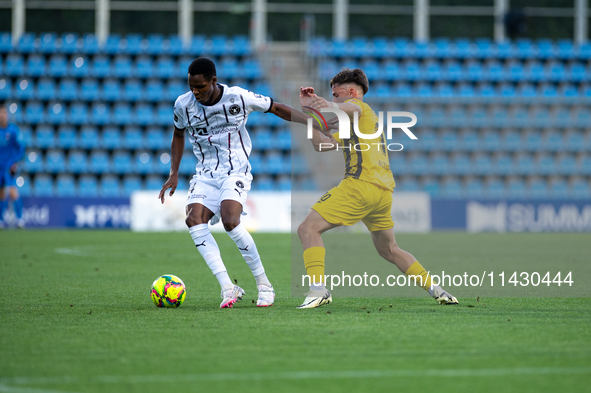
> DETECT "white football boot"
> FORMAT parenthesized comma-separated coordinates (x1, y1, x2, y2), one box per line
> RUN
(256, 285, 275, 307)
(296, 288, 332, 309)
(429, 286, 459, 305)
(220, 285, 245, 308)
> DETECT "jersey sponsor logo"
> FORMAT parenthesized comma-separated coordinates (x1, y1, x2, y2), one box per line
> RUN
(194, 127, 209, 136)
(236, 180, 245, 189)
(229, 104, 241, 115)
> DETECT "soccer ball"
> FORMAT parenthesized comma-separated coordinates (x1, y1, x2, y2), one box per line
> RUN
(151, 274, 186, 308)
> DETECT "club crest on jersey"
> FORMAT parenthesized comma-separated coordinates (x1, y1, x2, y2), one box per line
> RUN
(236, 180, 245, 189)
(229, 104, 241, 115)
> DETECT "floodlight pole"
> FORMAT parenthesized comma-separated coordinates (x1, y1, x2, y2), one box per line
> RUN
(414, 0, 429, 41)
(575, 0, 588, 43)
(494, 0, 508, 42)
(333, 0, 348, 40)
(252, 0, 267, 50)
(179, 0, 193, 49)
(96, 0, 110, 46)
(12, 0, 25, 45)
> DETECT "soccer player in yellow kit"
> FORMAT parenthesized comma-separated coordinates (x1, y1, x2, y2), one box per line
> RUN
(297, 68, 458, 308)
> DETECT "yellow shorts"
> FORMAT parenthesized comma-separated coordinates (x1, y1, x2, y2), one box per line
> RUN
(312, 177, 394, 232)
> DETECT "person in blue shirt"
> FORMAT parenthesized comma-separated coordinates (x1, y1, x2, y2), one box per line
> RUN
(0, 104, 25, 229)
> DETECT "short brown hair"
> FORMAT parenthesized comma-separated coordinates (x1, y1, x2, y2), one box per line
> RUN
(330, 68, 369, 95)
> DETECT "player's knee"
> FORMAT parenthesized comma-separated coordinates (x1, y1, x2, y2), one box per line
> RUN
(222, 217, 240, 232)
(297, 222, 309, 241)
(185, 215, 198, 228)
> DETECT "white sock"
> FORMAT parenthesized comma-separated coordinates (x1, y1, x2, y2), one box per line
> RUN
(189, 224, 233, 290)
(226, 223, 271, 286)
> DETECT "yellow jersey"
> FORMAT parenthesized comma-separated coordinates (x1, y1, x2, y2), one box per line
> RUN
(332, 98, 396, 191)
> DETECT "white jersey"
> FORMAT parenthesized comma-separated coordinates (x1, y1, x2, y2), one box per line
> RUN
(173, 83, 273, 177)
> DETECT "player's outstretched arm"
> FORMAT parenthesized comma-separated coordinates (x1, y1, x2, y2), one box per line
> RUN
(159, 126, 185, 204)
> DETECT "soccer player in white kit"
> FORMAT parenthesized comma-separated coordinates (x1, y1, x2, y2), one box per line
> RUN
(159, 57, 314, 308)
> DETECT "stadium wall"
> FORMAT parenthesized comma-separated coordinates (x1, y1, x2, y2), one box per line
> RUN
(15, 192, 591, 232)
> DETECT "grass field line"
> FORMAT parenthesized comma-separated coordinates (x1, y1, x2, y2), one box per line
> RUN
(0, 384, 79, 393)
(2, 366, 590, 386)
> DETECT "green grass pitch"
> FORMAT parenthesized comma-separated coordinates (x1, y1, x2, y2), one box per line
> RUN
(1, 230, 590, 393)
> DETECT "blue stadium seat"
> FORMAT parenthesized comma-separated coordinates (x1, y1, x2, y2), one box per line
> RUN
(78, 126, 100, 150)
(536, 154, 556, 175)
(539, 84, 558, 97)
(549, 179, 568, 198)
(248, 153, 261, 175)
(78, 175, 99, 197)
(515, 155, 534, 175)
(273, 129, 291, 151)
(524, 61, 544, 82)
(474, 38, 493, 59)
(451, 154, 471, 175)
(102, 34, 122, 55)
(573, 107, 591, 127)
(444, 61, 463, 82)
(156, 103, 171, 126)
(45, 149, 66, 173)
(122, 175, 143, 196)
(68, 103, 89, 125)
(523, 130, 542, 152)
(516, 83, 537, 97)
(57, 125, 77, 149)
(69, 56, 89, 77)
(435, 83, 454, 97)
(476, 83, 495, 97)
(80, 79, 100, 101)
(26, 54, 46, 77)
(179, 154, 197, 176)
(135, 151, 153, 174)
(146, 80, 164, 102)
(0, 78, 12, 100)
(122, 126, 144, 149)
(190, 35, 206, 55)
(507, 178, 526, 198)
(571, 179, 590, 198)
(498, 83, 516, 97)
(473, 154, 492, 176)
(546, 62, 566, 82)
(154, 152, 171, 175)
(17, 175, 31, 197)
(421, 178, 440, 197)
(396, 177, 418, 192)
(145, 175, 164, 190)
(416, 129, 437, 151)
(529, 178, 548, 198)
(89, 150, 110, 173)
(0, 32, 13, 53)
(460, 130, 479, 151)
(47, 103, 66, 125)
(80, 34, 99, 54)
(48, 55, 67, 77)
(581, 156, 591, 175)
(252, 176, 273, 191)
(155, 56, 175, 79)
(25, 101, 45, 124)
(515, 39, 535, 59)
(56, 174, 76, 197)
(101, 126, 121, 149)
(232, 35, 251, 56)
(100, 79, 121, 102)
(91, 55, 111, 78)
(113, 103, 132, 125)
(440, 130, 458, 150)
(559, 84, 578, 97)
(556, 40, 575, 60)
(19, 125, 33, 147)
(37, 78, 57, 101)
(123, 79, 143, 102)
(60, 33, 79, 54)
(134, 104, 153, 126)
(146, 34, 164, 55)
(484, 61, 504, 82)
(441, 177, 463, 198)
(134, 56, 153, 78)
(17, 33, 36, 53)
(66, 150, 88, 174)
(112, 55, 132, 78)
(33, 175, 54, 197)
(24, 150, 43, 173)
(39, 33, 57, 54)
(557, 154, 577, 175)
(91, 103, 111, 125)
(15, 79, 34, 100)
(218, 57, 239, 79)
(507, 61, 524, 82)
(408, 154, 428, 175)
(466, 61, 484, 81)
(465, 178, 484, 198)
(490, 106, 509, 127)
(565, 131, 584, 152)
(57, 78, 78, 101)
(241, 59, 262, 79)
(389, 155, 406, 174)
(112, 150, 134, 174)
(567, 63, 586, 82)
(100, 175, 122, 197)
(277, 176, 291, 192)
(35, 125, 55, 149)
(146, 127, 166, 150)
(493, 154, 512, 175)
(543, 130, 563, 152)
(165, 80, 187, 101)
(166, 35, 184, 56)
(393, 82, 412, 97)
(124, 34, 144, 55)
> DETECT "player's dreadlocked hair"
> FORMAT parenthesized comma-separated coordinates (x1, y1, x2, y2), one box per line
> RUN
(330, 68, 369, 95)
(188, 57, 217, 80)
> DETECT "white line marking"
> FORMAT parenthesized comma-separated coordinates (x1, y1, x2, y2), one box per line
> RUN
(0, 385, 80, 393)
(2, 366, 589, 386)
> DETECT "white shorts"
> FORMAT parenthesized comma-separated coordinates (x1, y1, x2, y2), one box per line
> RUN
(186, 173, 252, 215)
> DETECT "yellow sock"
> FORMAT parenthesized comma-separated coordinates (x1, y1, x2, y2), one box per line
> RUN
(303, 247, 325, 286)
(404, 261, 433, 291)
